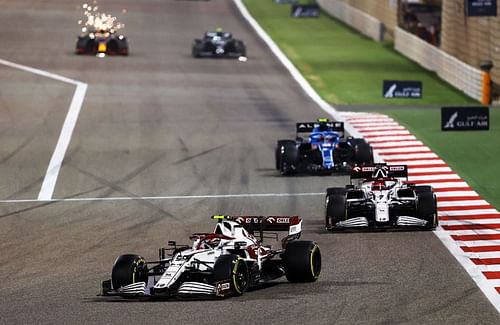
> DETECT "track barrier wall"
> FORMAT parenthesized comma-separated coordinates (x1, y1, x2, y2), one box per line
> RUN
(316, 0, 384, 41)
(394, 27, 484, 102)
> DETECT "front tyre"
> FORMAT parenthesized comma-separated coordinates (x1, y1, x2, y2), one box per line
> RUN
(283, 241, 321, 282)
(212, 254, 249, 296)
(111, 254, 148, 290)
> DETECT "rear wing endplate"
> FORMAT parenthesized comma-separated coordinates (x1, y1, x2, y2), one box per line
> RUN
(296, 121, 344, 133)
(350, 164, 408, 180)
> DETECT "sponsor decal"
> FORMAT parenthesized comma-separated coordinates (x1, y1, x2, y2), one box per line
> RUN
(291, 4, 320, 17)
(465, 0, 497, 17)
(441, 106, 489, 131)
(383, 80, 422, 99)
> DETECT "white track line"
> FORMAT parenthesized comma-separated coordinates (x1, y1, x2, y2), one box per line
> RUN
(0, 192, 324, 203)
(0, 58, 88, 201)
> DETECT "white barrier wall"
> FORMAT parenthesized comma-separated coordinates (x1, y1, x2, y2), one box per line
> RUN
(394, 27, 483, 101)
(317, 0, 384, 42)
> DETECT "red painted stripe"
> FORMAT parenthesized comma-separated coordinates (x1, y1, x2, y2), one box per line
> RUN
(438, 196, 482, 202)
(409, 171, 455, 176)
(378, 150, 432, 156)
(442, 224, 500, 231)
(452, 234, 500, 241)
(411, 179, 462, 184)
(384, 157, 441, 162)
(471, 258, 500, 265)
(439, 205, 493, 212)
(483, 271, 500, 280)
(496, 287, 500, 294)
(440, 214, 500, 221)
(462, 245, 500, 253)
(433, 187, 471, 192)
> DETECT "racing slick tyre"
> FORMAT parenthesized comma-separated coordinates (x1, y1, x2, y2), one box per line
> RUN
(192, 41, 203, 58)
(234, 40, 246, 56)
(275, 140, 296, 170)
(280, 142, 298, 175)
(283, 241, 321, 282)
(353, 141, 373, 165)
(212, 254, 249, 296)
(325, 189, 347, 229)
(111, 254, 148, 290)
(416, 187, 438, 230)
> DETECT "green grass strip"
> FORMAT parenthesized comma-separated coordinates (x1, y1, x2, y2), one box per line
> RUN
(244, 0, 476, 105)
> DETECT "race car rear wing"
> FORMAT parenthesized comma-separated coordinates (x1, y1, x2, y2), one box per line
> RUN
(296, 121, 344, 133)
(212, 215, 302, 241)
(350, 164, 408, 180)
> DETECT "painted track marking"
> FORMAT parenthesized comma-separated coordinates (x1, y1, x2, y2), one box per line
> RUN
(0, 58, 88, 201)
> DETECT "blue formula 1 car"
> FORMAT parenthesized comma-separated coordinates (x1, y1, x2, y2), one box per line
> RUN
(275, 119, 373, 175)
(192, 29, 246, 58)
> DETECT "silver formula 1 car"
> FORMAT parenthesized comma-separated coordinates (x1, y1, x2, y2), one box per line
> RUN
(101, 215, 321, 299)
(325, 164, 438, 230)
(192, 30, 246, 58)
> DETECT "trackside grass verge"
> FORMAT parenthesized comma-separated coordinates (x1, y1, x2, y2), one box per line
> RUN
(243, 0, 476, 105)
(243, 0, 499, 209)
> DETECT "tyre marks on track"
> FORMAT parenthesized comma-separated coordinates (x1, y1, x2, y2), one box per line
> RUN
(340, 111, 500, 312)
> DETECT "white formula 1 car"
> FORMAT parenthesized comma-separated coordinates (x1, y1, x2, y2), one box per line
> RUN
(101, 215, 321, 298)
(325, 164, 438, 230)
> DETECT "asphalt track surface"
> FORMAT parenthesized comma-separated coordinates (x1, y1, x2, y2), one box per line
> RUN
(0, 0, 499, 324)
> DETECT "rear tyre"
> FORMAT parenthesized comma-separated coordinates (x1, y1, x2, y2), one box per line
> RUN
(283, 241, 321, 282)
(280, 142, 298, 175)
(275, 140, 296, 170)
(325, 189, 347, 229)
(111, 254, 148, 290)
(354, 142, 373, 164)
(416, 188, 438, 230)
(212, 254, 249, 296)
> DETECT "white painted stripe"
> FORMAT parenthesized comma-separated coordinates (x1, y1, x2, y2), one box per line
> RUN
(365, 135, 417, 142)
(350, 122, 400, 128)
(355, 126, 406, 131)
(440, 209, 499, 216)
(379, 152, 438, 160)
(359, 130, 411, 136)
(0, 58, 80, 85)
(457, 240, 500, 247)
(0, 57, 88, 201)
(435, 191, 480, 198)
(0, 192, 326, 203)
(38, 82, 88, 201)
(463, 251, 500, 259)
(440, 219, 500, 226)
(377, 146, 429, 154)
(474, 265, 500, 273)
(414, 181, 470, 189)
(408, 174, 461, 181)
(408, 166, 452, 173)
(438, 200, 490, 207)
(347, 118, 395, 124)
(371, 140, 424, 148)
(448, 229, 500, 236)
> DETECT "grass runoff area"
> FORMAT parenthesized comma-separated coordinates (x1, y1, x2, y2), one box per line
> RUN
(244, 0, 500, 209)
